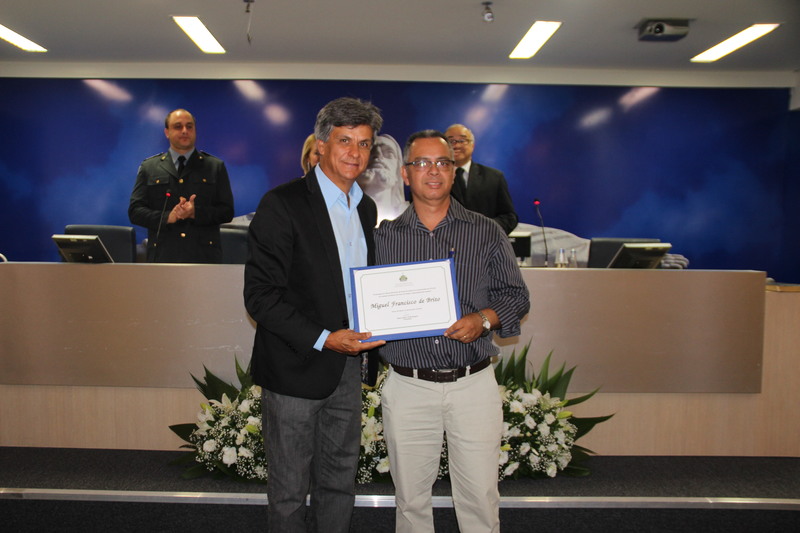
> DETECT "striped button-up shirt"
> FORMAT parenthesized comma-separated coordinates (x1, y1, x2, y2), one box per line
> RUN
(375, 199, 530, 369)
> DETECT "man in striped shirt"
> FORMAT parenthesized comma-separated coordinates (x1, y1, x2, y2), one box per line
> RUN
(375, 130, 530, 533)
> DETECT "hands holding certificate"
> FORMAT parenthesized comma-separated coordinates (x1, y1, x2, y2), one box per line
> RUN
(444, 309, 498, 344)
(324, 329, 386, 356)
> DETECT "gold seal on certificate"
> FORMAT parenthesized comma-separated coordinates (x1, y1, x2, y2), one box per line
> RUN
(350, 258, 461, 341)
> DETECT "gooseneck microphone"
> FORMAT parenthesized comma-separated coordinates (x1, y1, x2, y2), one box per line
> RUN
(533, 198, 549, 267)
(154, 190, 172, 262)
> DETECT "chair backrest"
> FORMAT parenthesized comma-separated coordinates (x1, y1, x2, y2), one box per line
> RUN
(65, 225, 137, 263)
(220, 226, 249, 264)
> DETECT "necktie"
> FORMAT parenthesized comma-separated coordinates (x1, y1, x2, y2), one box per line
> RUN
(177, 155, 186, 176)
(453, 167, 467, 201)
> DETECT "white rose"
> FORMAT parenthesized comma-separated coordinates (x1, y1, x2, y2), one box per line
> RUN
(519, 391, 539, 408)
(239, 447, 254, 458)
(504, 462, 519, 476)
(546, 463, 557, 477)
(238, 399, 252, 412)
(498, 451, 509, 465)
(524, 415, 536, 429)
(202, 439, 218, 452)
(537, 422, 551, 437)
(222, 446, 238, 465)
(519, 442, 531, 456)
(544, 413, 556, 425)
(497, 385, 507, 399)
(558, 453, 571, 469)
(509, 400, 525, 414)
(367, 391, 381, 407)
(507, 426, 522, 438)
(377, 457, 390, 473)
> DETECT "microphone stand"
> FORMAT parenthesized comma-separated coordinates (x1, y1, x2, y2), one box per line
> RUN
(534, 199, 549, 267)
(153, 191, 171, 262)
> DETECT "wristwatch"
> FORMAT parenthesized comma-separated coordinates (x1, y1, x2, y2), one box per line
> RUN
(478, 310, 492, 337)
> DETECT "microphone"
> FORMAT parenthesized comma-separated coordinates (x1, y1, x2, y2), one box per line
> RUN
(154, 190, 172, 261)
(533, 198, 549, 267)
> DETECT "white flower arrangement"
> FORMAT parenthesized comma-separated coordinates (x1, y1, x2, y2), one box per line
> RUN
(357, 372, 390, 483)
(497, 386, 577, 479)
(171, 345, 610, 483)
(189, 383, 267, 481)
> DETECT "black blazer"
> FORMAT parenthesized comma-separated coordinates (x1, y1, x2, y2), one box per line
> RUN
(128, 150, 234, 263)
(452, 162, 518, 234)
(244, 171, 378, 399)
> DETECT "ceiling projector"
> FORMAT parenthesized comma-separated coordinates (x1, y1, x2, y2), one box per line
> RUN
(637, 19, 690, 41)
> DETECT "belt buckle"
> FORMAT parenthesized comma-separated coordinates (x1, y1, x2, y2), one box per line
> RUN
(431, 368, 458, 383)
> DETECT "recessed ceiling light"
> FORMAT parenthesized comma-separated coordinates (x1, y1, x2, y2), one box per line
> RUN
(0, 23, 46, 52)
(691, 23, 779, 63)
(509, 21, 562, 59)
(173, 16, 226, 54)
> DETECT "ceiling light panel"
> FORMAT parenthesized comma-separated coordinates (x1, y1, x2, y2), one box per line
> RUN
(0, 23, 46, 52)
(173, 16, 225, 54)
(691, 23, 779, 63)
(509, 21, 562, 59)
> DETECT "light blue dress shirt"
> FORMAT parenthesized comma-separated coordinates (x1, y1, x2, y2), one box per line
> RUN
(313, 166, 368, 351)
(169, 148, 195, 167)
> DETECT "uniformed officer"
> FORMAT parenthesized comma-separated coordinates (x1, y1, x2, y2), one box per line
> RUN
(128, 109, 234, 263)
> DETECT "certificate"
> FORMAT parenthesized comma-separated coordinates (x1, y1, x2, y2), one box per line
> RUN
(350, 258, 461, 341)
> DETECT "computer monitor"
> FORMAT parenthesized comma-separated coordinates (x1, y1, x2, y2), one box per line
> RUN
(587, 238, 661, 268)
(608, 242, 672, 269)
(508, 231, 532, 262)
(52, 234, 114, 263)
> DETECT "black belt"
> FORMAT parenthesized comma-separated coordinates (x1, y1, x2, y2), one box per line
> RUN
(391, 357, 491, 383)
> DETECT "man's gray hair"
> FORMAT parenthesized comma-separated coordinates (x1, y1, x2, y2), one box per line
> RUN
(403, 129, 455, 162)
(314, 97, 383, 142)
(445, 123, 474, 143)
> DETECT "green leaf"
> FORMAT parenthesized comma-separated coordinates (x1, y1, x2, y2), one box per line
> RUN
(169, 423, 196, 444)
(562, 464, 592, 477)
(513, 342, 529, 387)
(180, 464, 210, 480)
(545, 364, 571, 399)
(564, 387, 600, 407)
(192, 365, 239, 401)
(572, 414, 615, 440)
(235, 356, 254, 392)
(570, 444, 598, 460)
(534, 351, 553, 390)
(500, 350, 518, 387)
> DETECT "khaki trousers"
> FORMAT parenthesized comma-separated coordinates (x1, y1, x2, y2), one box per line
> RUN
(382, 365, 503, 533)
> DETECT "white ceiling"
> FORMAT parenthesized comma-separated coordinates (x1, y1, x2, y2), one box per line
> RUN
(1, 0, 799, 85)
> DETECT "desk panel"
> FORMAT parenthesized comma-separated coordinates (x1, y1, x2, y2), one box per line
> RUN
(0, 264, 764, 392)
(1, 263, 252, 388)
(503, 268, 765, 392)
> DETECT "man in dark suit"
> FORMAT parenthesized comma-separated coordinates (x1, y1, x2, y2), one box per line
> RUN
(129, 108, 234, 263)
(445, 124, 518, 234)
(244, 97, 386, 533)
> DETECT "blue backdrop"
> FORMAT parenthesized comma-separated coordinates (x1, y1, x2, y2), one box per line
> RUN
(0, 78, 797, 281)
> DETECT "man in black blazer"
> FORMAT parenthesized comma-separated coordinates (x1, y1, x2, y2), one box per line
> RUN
(244, 97, 385, 533)
(129, 109, 234, 263)
(445, 124, 518, 234)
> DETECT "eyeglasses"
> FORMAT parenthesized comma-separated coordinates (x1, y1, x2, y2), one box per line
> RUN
(404, 159, 455, 170)
(446, 138, 471, 146)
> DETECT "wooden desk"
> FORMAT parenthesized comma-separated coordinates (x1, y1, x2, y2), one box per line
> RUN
(3, 263, 796, 456)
